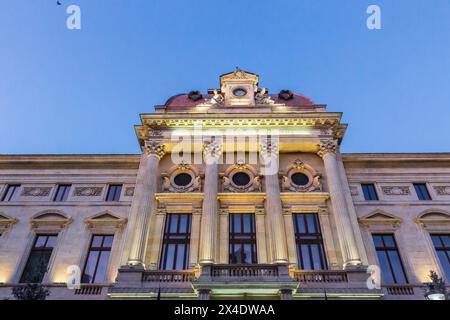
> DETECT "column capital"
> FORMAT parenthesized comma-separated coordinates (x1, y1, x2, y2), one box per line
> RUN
(203, 141, 222, 162)
(142, 140, 166, 159)
(259, 140, 279, 160)
(317, 140, 338, 158)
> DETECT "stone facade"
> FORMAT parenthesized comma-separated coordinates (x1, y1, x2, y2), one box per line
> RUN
(0, 70, 449, 300)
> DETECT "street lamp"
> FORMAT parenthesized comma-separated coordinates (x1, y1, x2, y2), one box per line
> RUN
(424, 271, 448, 300)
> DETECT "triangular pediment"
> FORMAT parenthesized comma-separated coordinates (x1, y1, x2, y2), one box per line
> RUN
(359, 210, 402, 226)
(85, 211, 127, 229)
(220, 69, 259, 86)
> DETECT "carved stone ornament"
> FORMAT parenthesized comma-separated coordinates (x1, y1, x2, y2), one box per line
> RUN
(21, 187, 52, 197)
(209, 89, 224, 107)
(434, 186, 450, 196)
(255, 88, 275, 105)
(143, 141, 166, 159)
(280, 159, 322, 192)
(349, 186, 359, 196)
(162, 161, 202, 193)
(125, 187, 135, 197)
(74, 187, 103, 197)
(203, 141, 222, 162)
(382, 186, 411, 196)
(317, 140, 338, 158)
(259, 141, 279, 160)
(221, 162, 262, 193)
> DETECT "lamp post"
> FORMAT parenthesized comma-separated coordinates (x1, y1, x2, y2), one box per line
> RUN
(424, 271, 448, 300)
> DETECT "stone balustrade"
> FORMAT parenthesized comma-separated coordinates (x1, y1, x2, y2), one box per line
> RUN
(142, 270, 196, 283)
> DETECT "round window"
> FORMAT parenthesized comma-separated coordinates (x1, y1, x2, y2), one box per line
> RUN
(233, 88, 247, 97)
(232, 172, 251, 186)
(174, 173, 193, 187)
(291, 173, 309, 186)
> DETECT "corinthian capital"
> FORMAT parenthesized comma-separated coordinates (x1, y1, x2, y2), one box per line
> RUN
(317, 140, 338, 158)
(143, 140, 166, 159)
(203, 141, 222, 163)
(259, 141, 279, 160)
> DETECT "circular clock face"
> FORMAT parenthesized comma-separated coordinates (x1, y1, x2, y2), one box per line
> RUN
(291, 173, 309, 186)
(233, 88, 247, 97)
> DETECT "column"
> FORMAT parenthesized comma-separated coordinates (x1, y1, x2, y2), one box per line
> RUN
(218, 208, 229, 264)
(317, 140, 361, 267)
(260, 141, 288, 264)
(126, 140, 166, 267)
(282, 208, 297, 266)
(199, 141, 222, 264)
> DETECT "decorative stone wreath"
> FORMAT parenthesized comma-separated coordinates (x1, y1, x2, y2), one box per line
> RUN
(162, 161, 201, 193)
(280, 159, 322, 192)
(221, 160, 262, 193)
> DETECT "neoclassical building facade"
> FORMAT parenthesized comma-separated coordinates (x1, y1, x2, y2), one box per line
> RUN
(0, 70, 449, 300)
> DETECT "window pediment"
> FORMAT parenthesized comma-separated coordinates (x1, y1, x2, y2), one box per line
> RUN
(415, 209, 450, 228)
(0, 213, 18, 232)
(85, 211, 127, 230)
(358, 210, 402, 228)
(31, 210, 72, 229)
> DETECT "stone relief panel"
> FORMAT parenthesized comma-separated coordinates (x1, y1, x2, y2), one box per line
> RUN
(433, 186, 450, 196)
(125, 187, 135, 197)
(21, 187, 52, 197)
(349, 186, 359, 196)
(73, 187, 104, 197)
(381, 186, 411, 196)
(280, 159, 321, 192)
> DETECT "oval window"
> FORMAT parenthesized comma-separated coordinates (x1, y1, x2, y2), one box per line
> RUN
(174, 173, 193, 187)
(232, 172, 251, 186)
(291, 173, 309, 186)
(233, 88, 247, 97)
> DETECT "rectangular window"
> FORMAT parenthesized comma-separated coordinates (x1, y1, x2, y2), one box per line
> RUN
(1, 184, 20, 202)
(229, 213, 257, 264)
(106, 184, 122, 202)
(20, 234, 58, 283)
(372, 234, 408, 284)
(159, 214, 192, 270)
(82, 235, 114, 283)
(293, 213, 327, 270)
(431, 234, 450, 281)
(53, 184, 71, 202)
(414, 183, 432, 200)
(362, 184, 379, 201)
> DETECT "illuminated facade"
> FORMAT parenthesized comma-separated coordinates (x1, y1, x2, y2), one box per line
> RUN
(0, 70, 449, 300)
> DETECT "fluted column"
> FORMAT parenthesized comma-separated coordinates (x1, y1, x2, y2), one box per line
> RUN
(317, 140, 361, 267)
(260, 141, 288, 264)
(199, 141, 222, 264)
(126, 141, 166, 267)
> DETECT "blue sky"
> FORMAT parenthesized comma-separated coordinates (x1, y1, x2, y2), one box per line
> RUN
(0, 0, 449, 154)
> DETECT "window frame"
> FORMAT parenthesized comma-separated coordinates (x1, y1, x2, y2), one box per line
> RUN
(372, 233, 408, 284)
(430, 233, 450, 281)
(293, 213, 328, 270)
(159, 213, 192, 270)
(53, 184, 72, 202)
(413, 183, 432, 201)
(1, 184, 21, 202)
(81, 234, 115, 284)
(228, 213, 258, 264)
(19, 234, 58, 283)
(361, 183, 379, 201)
(105, 184, 122, 202)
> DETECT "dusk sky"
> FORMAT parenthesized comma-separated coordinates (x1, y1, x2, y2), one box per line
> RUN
(1, 0, 449, 154)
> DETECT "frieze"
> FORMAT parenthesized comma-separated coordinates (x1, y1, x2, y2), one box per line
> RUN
(21, 187, 52, 197)
(381, 186, 410, 196)
(434, 186, 450, 196)
(74, 187, 103, 197)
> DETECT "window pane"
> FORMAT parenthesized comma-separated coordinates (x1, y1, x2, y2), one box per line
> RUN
(243, 214, 251, 233)
(166, 244, 176, 270)
(35, 236, 47, 248)
(431, 235, 443, 248)
(102, 236, 114, 248)
(382, 235, 395, 248)
(388, 251, 407, 283)
(175, 244, 185, 270)
(437, 251, 450, 280)
(301, 245, 311, 270)
(243, 244, 252, 264)
(233, 214, 241, 233)
(441, 235, 450, 247)
(377, 251, 394, 284)
(45, 236, 58, 248)
(372, 235, 383, 248)
(296, 215, 306, 233)
(92, 236, 103, 248)
(82, 251, 99, 283)
(306, 214, 316, 233)
(179, 215, 187, 233)
(93, 251, 110, 283)
(21, 251, 52, 283)
(169, 215, 178, 233)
